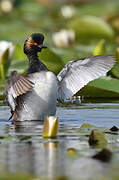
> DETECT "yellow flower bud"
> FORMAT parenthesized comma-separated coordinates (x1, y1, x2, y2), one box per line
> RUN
(42, 116, 59, 138)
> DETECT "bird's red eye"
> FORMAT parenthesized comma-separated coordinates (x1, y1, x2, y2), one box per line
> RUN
(34, 42, 38, 46)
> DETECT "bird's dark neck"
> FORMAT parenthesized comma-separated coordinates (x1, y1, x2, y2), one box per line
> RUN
(27, 53, 48, 74)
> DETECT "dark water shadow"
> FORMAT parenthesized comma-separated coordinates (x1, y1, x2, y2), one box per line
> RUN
(14, 120, 44, 133)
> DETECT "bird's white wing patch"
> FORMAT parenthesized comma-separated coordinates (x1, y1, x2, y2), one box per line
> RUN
(8, 86, 17, 111)
(57, 55, 115, 101)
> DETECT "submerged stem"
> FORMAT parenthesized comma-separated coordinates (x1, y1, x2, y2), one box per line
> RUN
(0, 64, 5, 80)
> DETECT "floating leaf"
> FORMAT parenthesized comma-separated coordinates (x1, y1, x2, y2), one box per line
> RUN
(0, 173, 34, 180)
(12, 47, 64, 75)
(67, 148, 79, 158)
(115, 47, 119, 64)
(39, 48, 64, 75)
(111, 16, 119, 32)
(9, 60, 28, 75)
(19, 136, 31, 142)
(79, 123, 98, 135)
(80, 123, 97, 129)
(88, 130, 107, 148)
(14, 43, 25, 60)
(68, 16, 115, 42)
(78, 77, 119, 98)
(75, 2, 117, 17)
(0, 136, 15, 141)
(110, 64, 119, 79)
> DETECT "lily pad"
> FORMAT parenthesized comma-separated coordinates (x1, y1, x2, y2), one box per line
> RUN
(0, 173, 34, 180)
(80, 123, 97, 129)
(110, 64, 119, 79)
(68, 16, 115, 42)
(88, 130, 107, 148)
(13, 43, 25, 60)
(12, 47, 64, 75)
(9, 60, 28, 75)
(19, 136, 31, 142)
(67, 148, 80, 158)
(78, 77, 119, 98)
(0, 136, 15, 141)
(39, 48, 64, 74)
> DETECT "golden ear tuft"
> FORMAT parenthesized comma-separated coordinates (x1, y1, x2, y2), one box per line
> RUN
(25, 37, 34, 50)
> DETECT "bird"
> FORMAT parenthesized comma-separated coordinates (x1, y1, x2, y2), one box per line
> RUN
(5, 33, 115, 122)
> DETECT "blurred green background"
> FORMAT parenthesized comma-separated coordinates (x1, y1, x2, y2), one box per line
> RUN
(1, 0, 119, 98)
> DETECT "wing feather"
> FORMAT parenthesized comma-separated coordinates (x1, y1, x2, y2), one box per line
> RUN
(5, 71, 34, 111)
(13, 77, 33, 97)
(57, 55, 115, 101)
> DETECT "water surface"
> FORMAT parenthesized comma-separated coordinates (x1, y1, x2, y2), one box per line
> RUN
(0, 100, 119, 179)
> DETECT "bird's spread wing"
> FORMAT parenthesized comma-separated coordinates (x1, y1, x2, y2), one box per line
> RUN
(5, 71, 34, 111)
(57, 55, 115, 101)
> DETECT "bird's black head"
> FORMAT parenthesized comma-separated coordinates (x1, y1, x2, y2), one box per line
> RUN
(24, 33, 47, 55)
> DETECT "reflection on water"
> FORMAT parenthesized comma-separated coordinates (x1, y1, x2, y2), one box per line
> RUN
(0, 136, 115, 179)
(0, 141, 66, 179)
(0, 100, 119, 179)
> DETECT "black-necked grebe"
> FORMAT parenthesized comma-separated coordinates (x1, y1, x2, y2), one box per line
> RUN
(5, 33, 115, 121)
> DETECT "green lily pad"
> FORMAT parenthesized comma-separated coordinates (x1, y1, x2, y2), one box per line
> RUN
(110, 64, 119, 79)
(79, 123, 99, 136)
(12, 47, 64, 75)
(39, 48, 64, 74)
(14, 43, 25, 60)
(111, 16, 119, 32)
(0, 136, 15, 141)
(115, 47, 119, 64)
(75, 1, 118, 17)
(9, 60, 28, 75)
(19, 136, 31, 142)
(78, 77, 119, 98)
(67, 148, 80, 158)
(80, 123, 97, 129)
(0, 173, 34, 180)
(68, 16, 115, 42)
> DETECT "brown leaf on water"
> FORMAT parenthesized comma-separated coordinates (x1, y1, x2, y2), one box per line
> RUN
(88, 130, 107, 148)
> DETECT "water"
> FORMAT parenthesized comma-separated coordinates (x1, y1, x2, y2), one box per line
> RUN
(57, 102, 119, 128)
(0, 100, 119, 179)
